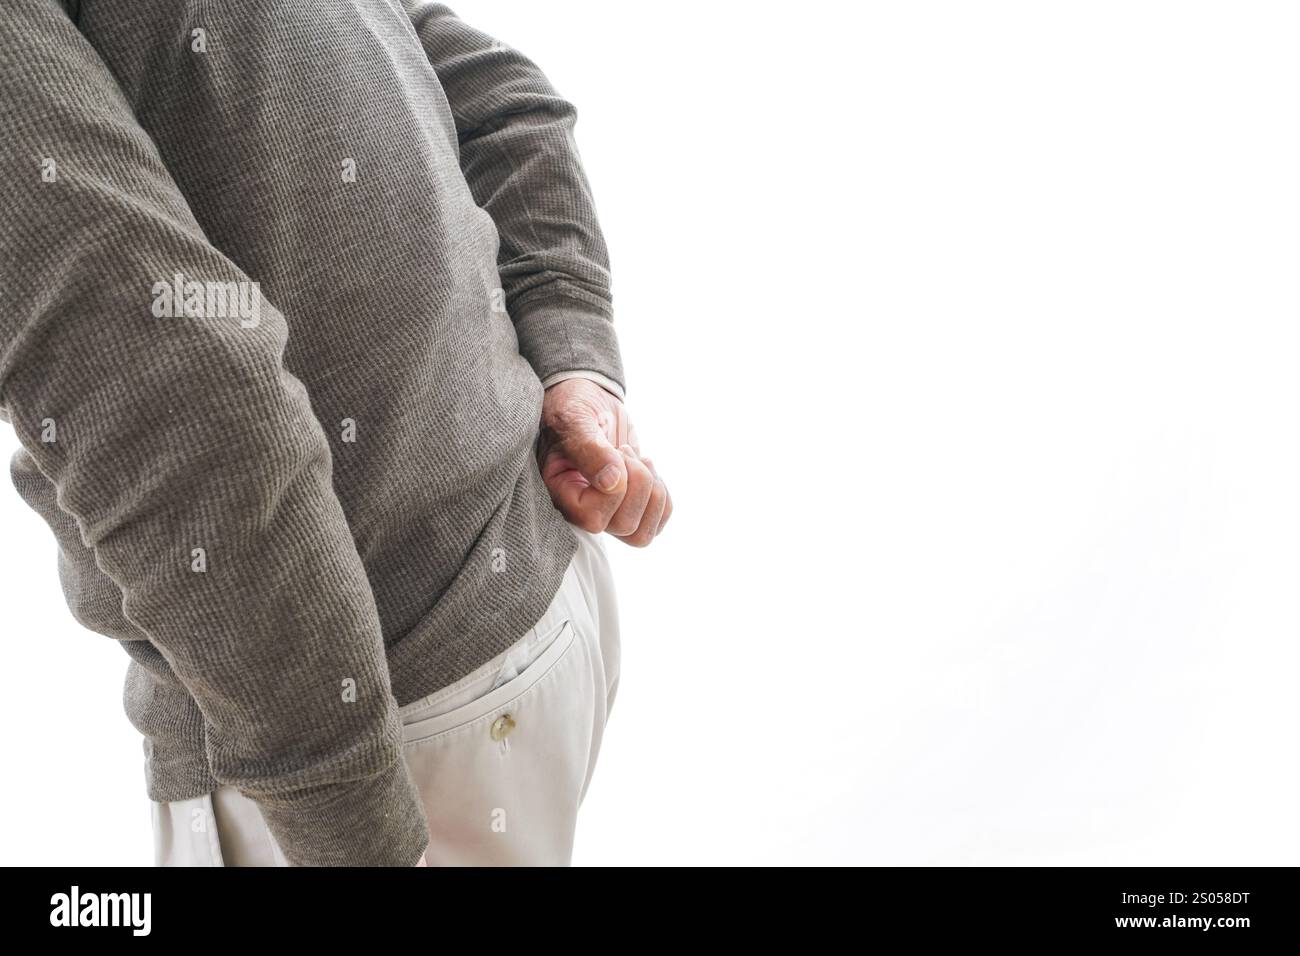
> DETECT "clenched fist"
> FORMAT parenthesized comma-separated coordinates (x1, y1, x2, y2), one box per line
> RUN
(537, 378, 672, 547)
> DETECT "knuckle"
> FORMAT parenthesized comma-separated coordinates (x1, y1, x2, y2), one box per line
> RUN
(649, 483, 668, 510)
(628, 458, 653, 486)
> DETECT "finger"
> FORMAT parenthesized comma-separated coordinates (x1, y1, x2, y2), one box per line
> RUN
(606, 447, 653, 537)
(642, 457, 673, 536)
(545, 467, 625, 534)
(656, 481, 673, 535)
(621, 473, 668, 548)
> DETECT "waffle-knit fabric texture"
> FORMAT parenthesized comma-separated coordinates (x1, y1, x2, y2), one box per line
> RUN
(0, 0, 623, 866)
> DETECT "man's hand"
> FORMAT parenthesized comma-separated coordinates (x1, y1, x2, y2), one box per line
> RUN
(538, 379, 671, 547)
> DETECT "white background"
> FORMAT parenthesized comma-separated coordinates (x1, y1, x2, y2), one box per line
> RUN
(3, 0, 1298, 865)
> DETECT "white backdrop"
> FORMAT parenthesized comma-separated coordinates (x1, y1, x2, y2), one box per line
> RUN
(2, 0, 1298, 865)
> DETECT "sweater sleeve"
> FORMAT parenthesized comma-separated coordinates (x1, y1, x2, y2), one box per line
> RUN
(0, 0, 428, 866)
(403, 2, 626, 394)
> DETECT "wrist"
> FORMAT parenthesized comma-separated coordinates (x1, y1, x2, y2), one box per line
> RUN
(541, 369, 626, 402)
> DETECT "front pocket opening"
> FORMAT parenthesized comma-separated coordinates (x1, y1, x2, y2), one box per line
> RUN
(401, 620, 577, 745)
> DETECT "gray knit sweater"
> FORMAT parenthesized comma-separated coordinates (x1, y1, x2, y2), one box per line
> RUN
(0, 0, 624, 865)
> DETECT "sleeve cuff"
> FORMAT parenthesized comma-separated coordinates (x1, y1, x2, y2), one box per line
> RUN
(540, 369, 626, 401)
(254, 756, 430, 867)
(511, 298, 626, 396)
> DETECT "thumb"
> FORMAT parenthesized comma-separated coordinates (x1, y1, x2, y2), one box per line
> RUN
(562, 417, 626, 493)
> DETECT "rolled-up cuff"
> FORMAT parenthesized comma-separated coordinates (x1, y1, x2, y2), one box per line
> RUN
(512, 298, 625, 395)
(254, 757, 430, 867)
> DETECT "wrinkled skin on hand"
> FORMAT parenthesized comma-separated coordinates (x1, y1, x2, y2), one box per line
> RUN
(537, 378, 671, 547)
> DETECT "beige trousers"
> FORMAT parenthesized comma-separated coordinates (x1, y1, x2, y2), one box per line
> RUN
(150, 529, 620, 866)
